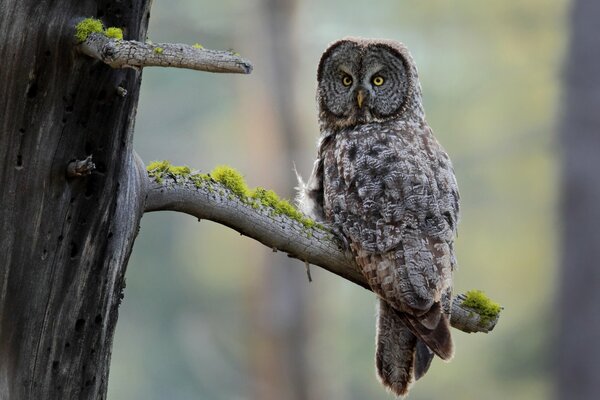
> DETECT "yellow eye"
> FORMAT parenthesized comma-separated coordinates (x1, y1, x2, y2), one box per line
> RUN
(342, 76, 353, 86)
(372, 76, 384, 86)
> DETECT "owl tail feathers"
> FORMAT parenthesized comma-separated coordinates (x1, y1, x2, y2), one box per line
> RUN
(376, 301, 453, 397)
(376, 299, 418, 397)
(403, 301, 454, 362)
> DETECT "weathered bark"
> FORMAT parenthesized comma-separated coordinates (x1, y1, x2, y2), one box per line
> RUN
(0, 1, 151, 398)
(79, 32, 252, 73)
(557, 0, 600, 398)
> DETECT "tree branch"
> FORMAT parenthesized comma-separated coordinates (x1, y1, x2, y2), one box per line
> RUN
(144, 170, 500, 334)
(78, 32, 253, 74)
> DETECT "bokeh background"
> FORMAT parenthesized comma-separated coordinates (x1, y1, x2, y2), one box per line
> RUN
(108, 1, 570, 399)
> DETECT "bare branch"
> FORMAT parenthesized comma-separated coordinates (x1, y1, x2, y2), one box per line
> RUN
(144, 173, 500, 334)
(78, 32, 253, 74)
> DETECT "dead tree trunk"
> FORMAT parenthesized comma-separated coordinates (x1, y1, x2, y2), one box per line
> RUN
(0, 1, 500, 399)
(0, 1, 152, 398)
(557, 0, 600, 398)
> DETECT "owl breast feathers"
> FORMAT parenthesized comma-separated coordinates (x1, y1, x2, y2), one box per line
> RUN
(298, 37, 460, 397)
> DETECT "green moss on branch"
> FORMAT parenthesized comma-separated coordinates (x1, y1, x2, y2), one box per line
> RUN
(146, 161, 320, 229)
(462, 290, 502, 325)
(105, 27, 124, 40)
(75, 18, 124, 42)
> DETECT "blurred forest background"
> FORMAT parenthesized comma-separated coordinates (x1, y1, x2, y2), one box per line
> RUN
(108, 0, 568, 399)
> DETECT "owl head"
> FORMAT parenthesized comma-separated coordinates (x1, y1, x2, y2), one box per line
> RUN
(317, 37, 425, 132)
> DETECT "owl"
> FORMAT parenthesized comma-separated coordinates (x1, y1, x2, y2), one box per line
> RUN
(298, 38, 460, 397)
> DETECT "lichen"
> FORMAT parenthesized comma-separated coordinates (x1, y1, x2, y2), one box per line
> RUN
(193, 43, 204, 49)
(154, 47, 164, 54)
(75, 18, 124, 42)
(75, 18, 104, 42)
(105, 27, 123, 40)
(462, 290, 502, 325)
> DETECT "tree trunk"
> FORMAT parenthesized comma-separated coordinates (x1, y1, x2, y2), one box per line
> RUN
(0, 1, 150, 398)
(557, 0, 600, 399)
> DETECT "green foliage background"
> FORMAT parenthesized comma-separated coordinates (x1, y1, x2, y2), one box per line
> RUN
(108, 0, 566, 398)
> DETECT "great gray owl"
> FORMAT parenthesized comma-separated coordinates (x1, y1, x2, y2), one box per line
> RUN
(297, 38, 460, 397)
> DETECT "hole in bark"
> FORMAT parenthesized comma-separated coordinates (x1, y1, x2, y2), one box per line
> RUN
(65, 105, 73, 113)
(70, 197, 75, 204)
(65, 342, 70, 348)
(75, 319, 85, 332)
(107, 232, 113, 239)
(16, 154, 23, 168)
(45, 50, 51, 57)
(94, 314, 102, 325)
(42, 249, 48, 260)
(26, 81, 38, 98)
(70, 242, 79, 258)
(19, 127, 25, 134)
(90, 348, 95, 355)
(52, 361, 59, 370)
(58, 235, 63, 243)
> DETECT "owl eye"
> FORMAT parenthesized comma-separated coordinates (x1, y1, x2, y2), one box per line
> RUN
(342, 76, 353, 87)
(372, 76, 384, 86)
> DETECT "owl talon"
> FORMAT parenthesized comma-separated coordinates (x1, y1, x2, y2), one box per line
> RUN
(324, 223, 349, 250)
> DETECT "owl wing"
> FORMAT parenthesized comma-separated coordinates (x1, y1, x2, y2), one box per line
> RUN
(328, 123, 459, 359)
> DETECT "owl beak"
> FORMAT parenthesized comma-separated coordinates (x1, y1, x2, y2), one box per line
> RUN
(357, 90, 365, 109)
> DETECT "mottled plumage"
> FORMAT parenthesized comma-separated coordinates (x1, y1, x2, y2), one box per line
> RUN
(298, 38, 460, 397)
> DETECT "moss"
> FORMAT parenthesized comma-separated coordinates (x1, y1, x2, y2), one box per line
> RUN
(169, 165, 191, 177)
(250, 187, 280, 208)
(210, 165, 251, 198)
(190, 173, 210, 188)
(462, 290, 502, 325)
(154, 47, 164, 54)
(105, 27, 123, 40)
(147, 160, 192, 183)
(193, 43, 204, 49)
(75, 18, 104, 42)
(146, 162, 320, 230)
(250, 187, 317, 229)
(75, 18, 125, 42)
(146, 160, 170, 183)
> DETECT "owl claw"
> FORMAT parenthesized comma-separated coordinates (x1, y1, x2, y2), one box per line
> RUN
(324, 223, 350, 250)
